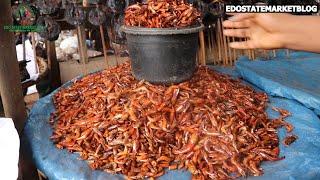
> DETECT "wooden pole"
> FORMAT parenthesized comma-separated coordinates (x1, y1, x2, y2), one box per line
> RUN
(100, 26, 109, 67)
(199, 30, 206, 65)
(31, 33, 39, 73)
(96, 4, 109, 68)
(78, 0, 89, 65)
(0, 0, 27, 134)
(0, 1, 38, 179)
(207, 27, 212, 63)
(46, 41, 61, 89)
(232, 36, 236, 65)
(77, 26, 88, 64)
(221, 19, 228, 66)
(218, 18, 225, 65)
(216, 20, 222, 65)
(226, 36, 232, 65)
(210, 27, 217, 65)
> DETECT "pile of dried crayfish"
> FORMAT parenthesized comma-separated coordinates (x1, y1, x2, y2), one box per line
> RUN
(124, 0, 201, 28)
(50, 62, 296, 179)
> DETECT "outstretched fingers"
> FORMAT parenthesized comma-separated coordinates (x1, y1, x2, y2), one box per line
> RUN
(223, 28, 251, 38)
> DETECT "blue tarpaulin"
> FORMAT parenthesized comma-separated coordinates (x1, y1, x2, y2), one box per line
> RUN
(236, 51, 320, 115)
(24, 56, 320, 180)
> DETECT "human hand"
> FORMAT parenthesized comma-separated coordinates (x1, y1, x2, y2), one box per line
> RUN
(223, 13, 293, 50)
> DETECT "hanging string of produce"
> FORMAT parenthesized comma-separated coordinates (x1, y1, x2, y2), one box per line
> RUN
(35, 0, 61, 15)
(36, 16, 61, 41)
(88, 2, 110, 67)
(88, 6, 107, 26)
(65, 3, 87, 26)
(33, 0, 61, 41)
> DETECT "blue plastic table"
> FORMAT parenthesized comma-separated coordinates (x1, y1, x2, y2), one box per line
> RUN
(24, 52, 320, 180)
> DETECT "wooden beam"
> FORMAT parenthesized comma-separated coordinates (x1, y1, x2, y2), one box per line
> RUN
(77, 26, 89, 64)
(31, 33, 39, 73)
(0, 0, 26, 133)
(199, 30, 206, 65)
(100, 25, 109, 67)
(78, 0, 89, 65)
(0, 1, 38, 180)
(46, 41, 61, 89)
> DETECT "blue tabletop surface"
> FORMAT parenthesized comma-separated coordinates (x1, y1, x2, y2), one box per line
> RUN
(25, 53, 320, 180)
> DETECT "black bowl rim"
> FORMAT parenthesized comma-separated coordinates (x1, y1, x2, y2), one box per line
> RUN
(121, 23, 204, 35)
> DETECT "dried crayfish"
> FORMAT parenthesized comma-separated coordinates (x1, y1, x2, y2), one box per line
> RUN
(125, 0, 201, 28)
(50, 61, 296, 179)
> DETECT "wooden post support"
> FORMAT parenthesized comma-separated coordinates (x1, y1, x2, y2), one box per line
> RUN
(0, 1, 38, 180)
(31, 33, 39, 73)
(77, 0, 89, 65)
(100, 25, 109, 67)
(77, 26, 89, 64)
(46, 41, 61, 89)
(0, 0, 27, 133)
(199, 30, 206, 65)
(96, 3, 109, 67)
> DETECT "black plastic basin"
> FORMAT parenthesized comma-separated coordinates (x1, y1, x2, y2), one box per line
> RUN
(121, 24, 204, 84)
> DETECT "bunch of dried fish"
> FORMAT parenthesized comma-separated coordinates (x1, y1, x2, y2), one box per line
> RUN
(50, 62, 295, 179)
(124, 0, 201, 28)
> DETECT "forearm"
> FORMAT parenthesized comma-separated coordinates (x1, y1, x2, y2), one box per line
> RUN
(281, 15, 320, 53)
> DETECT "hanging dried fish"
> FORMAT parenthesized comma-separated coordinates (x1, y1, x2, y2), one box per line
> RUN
(36, 0, 61, 15)
(88, 7, 107, 26)
(65, 5, 87, 26)
(37, 16, 61, 41)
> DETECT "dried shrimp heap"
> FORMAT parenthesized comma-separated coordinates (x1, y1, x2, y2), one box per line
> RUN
(50, 62, 295, 179)
(124, 0, 201, 28)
